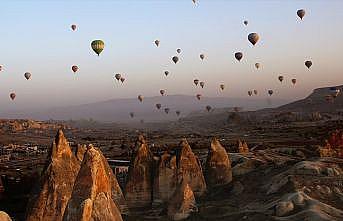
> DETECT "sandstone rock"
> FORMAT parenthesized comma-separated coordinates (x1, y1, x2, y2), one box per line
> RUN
(176, 139, 206, 197)
(275, 201, 294, 216)
(125, 135, 153, 209)
(63, 146, 123, 221)
(205, 138, 232, 188)
(26, 129, 81, 221)
(231, 181, 244, 196)
(153, 151, 177, 204)
(167, 182, 197, 221)
(0, 211, 12, 221)
(74, 144, 87, 162)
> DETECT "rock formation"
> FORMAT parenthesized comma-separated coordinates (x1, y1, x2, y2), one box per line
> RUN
(63, 145, 123, 221)
(205, 138, 232, 188)
(74, 144, 87, 162)
(167, 181, 197, 221)
(153, 151, 177, 204)
(26, 129, 81, 221)
(125, 135, 154, 209)
(237, 139, 249, 154)
(0, 211, 12, 221)
(176, 139, 206, 197)
(318, 130, 343, 158)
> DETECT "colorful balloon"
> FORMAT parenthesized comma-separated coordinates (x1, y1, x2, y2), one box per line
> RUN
(91, 40, 105, 56)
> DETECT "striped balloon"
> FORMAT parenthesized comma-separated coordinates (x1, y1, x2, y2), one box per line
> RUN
(91, 40, 105, 56)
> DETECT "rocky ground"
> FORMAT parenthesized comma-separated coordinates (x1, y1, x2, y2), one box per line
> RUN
(0, 117, 342, 221)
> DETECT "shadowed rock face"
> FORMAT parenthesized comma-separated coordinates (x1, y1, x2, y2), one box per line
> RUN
(26, 129, 81, 221)
(205, 138, 232, 188)
(63, 146, 123, 221)
(125, 135, 154, 209)
(176, 139, 206, 197)
(167, 182, 197, 221)
(237, 139, 249, 154)
(153, 151, 177, 204)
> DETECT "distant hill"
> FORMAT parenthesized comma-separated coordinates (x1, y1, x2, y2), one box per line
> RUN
(0, 95, 289, 123)
(276, 85, 343, 113)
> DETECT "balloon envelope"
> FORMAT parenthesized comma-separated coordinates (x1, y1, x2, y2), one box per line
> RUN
(164, 71, 169, 76)
(138, 95, 143, 102)
(172, 56, 179, 64)
(194, 79, 199, 86)
(278, 76, 284, 82)
(200, 82, 205, 88)
(115, 74, 121, 81)
(248, 33, 259, 46)
(91, 40, 104, 56)
(24, 72, 31, 80)
(155, 40, 160, 47)
(156, 103, 162, 109)
(10, 93, 16, 100)
(72, 66, 78, 73)
(297, 9, 305, 20)
(200, 54, 205, 60)
(305, 60, 312, 69)
(255, 63, 260, 69)
(71, 24, 77, 31)
(235, 52, 243, 61)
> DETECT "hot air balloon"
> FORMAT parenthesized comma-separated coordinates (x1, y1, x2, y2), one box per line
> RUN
(244, 20, 248, 26)
(120, 77, 125, 83)
(138, 95, 143, 102)
(176, 110, 181, 116)
(177, 48, 181, 54)
(196, 94, 201, 100)
(0, 65, 2, 71)
(235, 52, 243, 62)
(248, 91, 253, 96)
(291, 79, 297, 85)
(164, 108, 170, 114)
(156, 103, 162, 109)
(155, 39, 160, 47)
(194, 79, 199, 86)
(72, 65, 78, 73)
(297, 9, 305, 20)
(114, 74, 121, 81)
(172, 56, 179, 64)
(253, 90, 258, 95)
(248, 33, 259, 46)
(200, 81, 205, 88)
(305, 60, 312, 69)
(268, 90, 274, 96)
(200, 54, 205, 60)
(24, 72, 31, 80)
(220, 84, 225, 90)
(192, 0, 196, 4)
(130, 112, 134, 118)
(71, 24, 77, 31)
(206, 105, 212, 112)
(160, 89, 166, 96)
(278, 75, 284, 83)
(91, 40, 104, 56)
(255, 63, 260, 69)
(10, 93, 16, 100)
(164, 71, 169, 76)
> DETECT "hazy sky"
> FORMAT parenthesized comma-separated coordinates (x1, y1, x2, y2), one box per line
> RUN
(1, 0, 343, 111)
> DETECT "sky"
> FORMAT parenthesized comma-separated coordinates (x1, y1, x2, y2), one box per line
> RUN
(1, 0, 343, 111)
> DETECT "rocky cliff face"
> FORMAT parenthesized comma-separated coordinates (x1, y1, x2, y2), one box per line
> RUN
(176, 139, 206, 197)
(26, 129, 81, 221)
(63, 145, 123, 221)
(205, 138, 232, 188)
(237, 139, 249, 154)
(167, 181, 197, 221)
(153, 151, 177, 204)
(125, 135, 154, 209)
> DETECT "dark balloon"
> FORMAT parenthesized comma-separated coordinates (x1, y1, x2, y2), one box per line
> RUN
(291, 79, 297, 85)
(248, 33, 259, 46)
(24, 72, 31, 80)
(235, 52, 243, 61)
(248, 91, 253, 96)
(156, 103, 162, 109)
(164, 71, 169, 76)
(71, 24, 77, 31)
(172, 56, 179, 64)
(244, 20, 248, 26)
(130, 112, 134, 118)
(10, 93, 16, 100)
(72, 65, 78, 73)
(268, 90, 274, 96)
(255, 63, 260, 69)
(120, 77, 125, 83)
(155, 39, 160, 47)
(200, 81, 205, 88)
(0, 65, 2, 71)
(220, 84, 225, 90)
(196, 94, 201, 100)
(206, 105, 212, 112)
(200, 54, 205, 60)
(115, 74, 121, 81)
(176, 110, 181, 116)
(253, 90, 258, 95)
(194, 79, 199, 86)
(278, 75, 284, 83)
(164, 108, 170, 114)
(177, 48, 181, 54)
(160, 89, 166, 96)
(305, 60, 312, 69)
(297, 9, 305, 20)
(138, 95, 143, 102)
